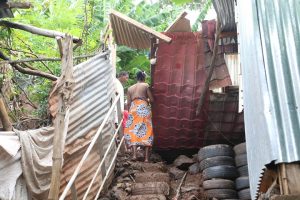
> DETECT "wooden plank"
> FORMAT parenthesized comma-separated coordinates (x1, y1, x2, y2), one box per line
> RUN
(48, 35, 74, 200)
(271, 195, 300, 200)
(116, 98, 125, 153)
(278, 163, 300, 195)
(110, 10, 172, 43)
(165, 11, 191, 32)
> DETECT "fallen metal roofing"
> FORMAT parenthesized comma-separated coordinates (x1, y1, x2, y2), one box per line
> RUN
(237, 0, 300, 198)
(109, 10, 172, 49)
(165, 12, 191, 32)
(212, 0, 236, 32)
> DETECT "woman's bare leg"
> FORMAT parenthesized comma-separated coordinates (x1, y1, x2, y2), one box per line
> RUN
(144, 146, 150, 162)
(132, 145, 137, 161)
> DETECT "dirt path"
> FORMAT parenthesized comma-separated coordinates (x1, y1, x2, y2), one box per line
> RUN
(99, 151, 208, 200)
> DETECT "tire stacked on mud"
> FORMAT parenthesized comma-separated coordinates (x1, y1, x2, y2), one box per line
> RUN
(234, 142, 251, 200)
(199, 144, 238, 199)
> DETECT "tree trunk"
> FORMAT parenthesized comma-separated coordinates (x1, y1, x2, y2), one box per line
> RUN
(0, 20, 81, 43)
(0, 97, 12, 131)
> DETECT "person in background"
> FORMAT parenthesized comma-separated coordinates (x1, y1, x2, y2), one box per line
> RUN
(124, 71, 154, 162)
(115, 71, 129, 113)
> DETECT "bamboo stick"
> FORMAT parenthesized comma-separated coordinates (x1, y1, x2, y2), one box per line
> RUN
(48, 35, 74, 200)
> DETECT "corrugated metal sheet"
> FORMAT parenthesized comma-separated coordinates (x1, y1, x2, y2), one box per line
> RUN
(201, 20, 232, 89)
(152, 32, 208, 149)
(152, 32, 239, 149)
(212, 0, 236, 32)
(204, 90, 244, 146)
(109, 10, 171, 49)
(48, 52, 115, 199)
(224, 54, 240, 86)
(237, 0, 300, 198)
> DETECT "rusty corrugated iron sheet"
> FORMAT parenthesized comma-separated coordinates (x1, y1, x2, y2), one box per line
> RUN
(109, 10, 172, 49)
(237, 0, 300, 198)
(49, 51, 115, 199)
(201, 20, 232, 89)
(152, 32, 237, 149)
(152, 32, 208, 149)
(204, 90, 244, 146)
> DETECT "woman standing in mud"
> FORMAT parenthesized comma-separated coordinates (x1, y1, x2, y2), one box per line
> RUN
(124, 71, 154, 162)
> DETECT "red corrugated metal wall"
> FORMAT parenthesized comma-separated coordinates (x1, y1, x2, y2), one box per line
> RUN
(152, 32, 209, 149)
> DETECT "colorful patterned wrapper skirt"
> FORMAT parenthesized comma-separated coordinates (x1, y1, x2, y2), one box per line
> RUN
(124, 99, 154, 147)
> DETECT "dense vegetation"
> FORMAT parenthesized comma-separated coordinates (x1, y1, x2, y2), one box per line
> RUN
(0, 0, 211, 129)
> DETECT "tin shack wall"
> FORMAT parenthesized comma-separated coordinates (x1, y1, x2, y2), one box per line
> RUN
(237, 0, 300, 198)
(53, 52, 115, 199)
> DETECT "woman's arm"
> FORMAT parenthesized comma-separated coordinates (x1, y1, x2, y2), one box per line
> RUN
(147, 87, 154, 103)
(127, 90, 132, 109)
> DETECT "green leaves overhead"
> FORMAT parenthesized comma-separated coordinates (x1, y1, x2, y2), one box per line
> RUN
(171, 0, 193, 4)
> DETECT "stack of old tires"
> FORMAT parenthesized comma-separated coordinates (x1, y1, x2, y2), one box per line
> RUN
(199, 144, 238, 199)
(234, 142, 251, 200)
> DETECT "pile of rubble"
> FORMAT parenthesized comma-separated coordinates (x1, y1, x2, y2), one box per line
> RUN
(99, 150, 208, 200)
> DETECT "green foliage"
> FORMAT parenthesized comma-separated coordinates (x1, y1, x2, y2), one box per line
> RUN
(192, 0, 212, 31)
(171, 0, 193, 4)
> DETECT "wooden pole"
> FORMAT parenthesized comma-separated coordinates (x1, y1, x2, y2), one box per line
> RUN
(0, 50, 58, 81)
(196, 21, 221, 116)
(0, 97, 12, 131)
(0, 2, 32, 9)
(0, 21, 81, 43)
(0, 53, 98, 64)
(48, 35, 74, 200)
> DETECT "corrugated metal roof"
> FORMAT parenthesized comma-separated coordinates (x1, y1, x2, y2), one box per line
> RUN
(109, 10, 172, 49)
(49, 51, 116, 199)
(237, 0, 300, 198)
(212, 0, 236, 32)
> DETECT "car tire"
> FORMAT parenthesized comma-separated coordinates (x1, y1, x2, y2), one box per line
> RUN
(235, 176, 250, 190)
(238, 188, 251, 199)
(203, 179, 235, 190)
(233, 142, 246, 155)
(237, 165, 249, 176)
(198, 144, 234, 162)
(235, 153, 248, 167)
(205, 189, 237, 199)
(199, 156, 235, 171)
(203, 165, 238, 180)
